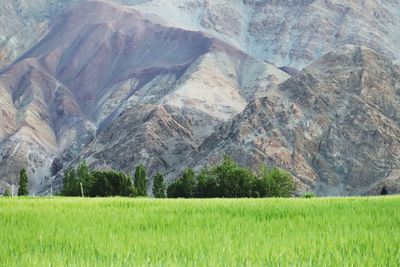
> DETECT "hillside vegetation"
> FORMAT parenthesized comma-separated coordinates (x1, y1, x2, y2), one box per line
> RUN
(59, 157, 295, 198)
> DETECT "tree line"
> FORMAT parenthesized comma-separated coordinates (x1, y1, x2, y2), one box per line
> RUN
(1, 156, 295, 198)
(61, 156, 295, 198)
(167, 156, 295, 198)
(61, 162, 149, 197)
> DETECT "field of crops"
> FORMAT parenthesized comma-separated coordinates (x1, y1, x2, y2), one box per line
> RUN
(0, 197, 399, 266)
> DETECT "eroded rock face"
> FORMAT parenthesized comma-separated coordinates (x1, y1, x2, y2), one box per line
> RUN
(50, 157, 63, 176)
(191, 46, 400, 196)
(0, 1, 288, 194)
(119, 0, 400, 68)
(1, 0, 399, 196)
(51, 104, 219, 193)
(244, 0, 400, 68)
(0, 0, 151, 68)
(1, 0, 400, 70)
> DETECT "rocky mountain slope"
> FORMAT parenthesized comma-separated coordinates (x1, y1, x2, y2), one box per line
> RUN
(136, 0, 400, 69)
(0, 1, 288, 194)
(1, 0, 400, 69)
(190, 45, 400, 196)
(0, 0, 399, 196)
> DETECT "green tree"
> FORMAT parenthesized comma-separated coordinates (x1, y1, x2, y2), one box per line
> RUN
(196, 168, 218, 198)
(90, 172, 111, 197)
(167, 168, 197, 198)
(252, 177, 268, 198)
(18, 169, 29, 196)
(61, 161, 137, 197)
(61, 167, 80, 196)
(61, 162, 94, 197)
(213, 156, 256, 198)
(167, 180, 182, 198)
(166, 157, 295, 199)
(260, 166, 295, 198)
(134, 164, 147, 196)
(90, 170, 134, 197)
(152, 172, 166, 198)
(3, 187, 12, 197)
(181, 168, 196, 198)
(77, 161, 94, 196)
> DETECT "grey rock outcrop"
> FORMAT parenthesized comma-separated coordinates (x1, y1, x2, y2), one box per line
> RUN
(1, 0, 400, 69)
(190, 45, 400, 196)
(0, 1, 288, 194)
(1, 0, 399, 196)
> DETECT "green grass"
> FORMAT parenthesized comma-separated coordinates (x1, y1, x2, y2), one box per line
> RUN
(0, 197, 399, 266)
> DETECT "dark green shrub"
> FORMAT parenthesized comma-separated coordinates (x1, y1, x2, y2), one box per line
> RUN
(167, 180, 183, 198)
(260, 166, 295, 198)
(167, 168, 196, 198)
(3, 188, 12, 197)
(302, 192, 316, 199)
(213, 156, 257, 198)
(196, 168, 218, 198)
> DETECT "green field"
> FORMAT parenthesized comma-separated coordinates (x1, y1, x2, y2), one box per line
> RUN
(0, 197, 399, 266)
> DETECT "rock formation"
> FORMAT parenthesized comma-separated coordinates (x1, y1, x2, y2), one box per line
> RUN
(0, 0, 399, 196)
(0, 1, 287, 194)
(191, 45, 400, 195)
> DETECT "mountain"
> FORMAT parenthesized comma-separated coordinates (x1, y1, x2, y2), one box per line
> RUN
(0, 0, 147, 68)
(0, 0, 399, 196)
(1, 0, 400, 69)
(190, 45, 400, 196)
(0, 1, 288, 194)
(135, 0, 400, 69)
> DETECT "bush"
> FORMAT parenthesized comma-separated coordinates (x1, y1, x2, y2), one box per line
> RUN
(213, 156, 257, 198)
(167, 168, 196, 198)
(3, 188, 12, 197)
(302, 192, 316, 199)
(252, 191, 260, 198)
(260, 166, 295, 198)
(167, 180, 183, 198)
(252, 178, 268, 198)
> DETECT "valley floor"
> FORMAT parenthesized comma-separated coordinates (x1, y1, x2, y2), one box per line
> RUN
(0, 197, 399, 266)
